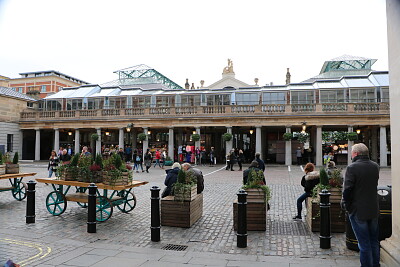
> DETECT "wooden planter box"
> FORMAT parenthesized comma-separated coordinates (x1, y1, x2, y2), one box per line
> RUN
(161, 193, 203, 228)
(6, 164, 19, 174)
(233, 188, 267, 231)
(174, 185, 197, 202)
(306, 197, 345, 233)
(315, 187, 342, 203)
(103, 171, 132, 186)
(0, 164, 6, 175)
(59, 167, 77, 181)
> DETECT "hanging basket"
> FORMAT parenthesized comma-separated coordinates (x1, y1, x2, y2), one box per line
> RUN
(222, 133, 233, 141)
(347, 132, 358, 141)
(137, 133, 147, 141)
(91, 133, 99, 141)
(191, 134, 200, 141)
(283, 132, 293, 141)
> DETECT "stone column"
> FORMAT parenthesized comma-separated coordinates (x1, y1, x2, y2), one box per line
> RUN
(142, 127, 149, 159)
(380, 126, 388, 167)
(316, 126, 322, 166)
(382, 1, 400, 264)
(119, 128, 124, 150)
(96, 128, 101, 156)
(54, 128, 59, 152)
(256, 126, 262, 158)
(226, 127, 233, 155)
(35, 129, 40, 161)
(347, 126, 353, 165)
(285, 126, 292, 166)
(74, 129, 80, 154)
(195, 127, 201, 150)
(371, 127, 378, 162)
(168, 127, 174, 161)
(131, 128, 137, 149)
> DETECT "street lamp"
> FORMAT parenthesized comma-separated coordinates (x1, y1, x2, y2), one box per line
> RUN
(68, 131, 72, 136)
(126, 123, 133, 133)
(301, 122, 307, 133)
(249, 129, 254, 135)
(356, 129, 361, 134)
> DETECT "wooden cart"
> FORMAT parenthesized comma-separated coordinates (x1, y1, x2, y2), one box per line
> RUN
(0, 173, 37, 201)
(36, 178, 148, 222)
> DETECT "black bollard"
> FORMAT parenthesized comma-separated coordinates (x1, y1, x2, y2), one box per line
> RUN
(319, 189, 331, 249)
(237, 189, 247, 248)
(26, 180, 36, 224)
(87, 183, 97, 233)
(150, 186, 161, 242)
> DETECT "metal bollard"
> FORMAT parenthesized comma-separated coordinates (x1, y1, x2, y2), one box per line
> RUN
(26, 180, 36, 224)
(150, 186, 161, 242)
(237, 189, 247, 248)
(87, 183, 97, 233)
(319, 189, 331, 249)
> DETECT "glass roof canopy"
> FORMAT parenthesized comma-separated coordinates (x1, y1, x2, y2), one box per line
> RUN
(112, 64, 182, 90)
(320, 55, 377, 74)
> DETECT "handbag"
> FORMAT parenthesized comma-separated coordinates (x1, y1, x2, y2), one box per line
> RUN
(136, 156, 140, 161)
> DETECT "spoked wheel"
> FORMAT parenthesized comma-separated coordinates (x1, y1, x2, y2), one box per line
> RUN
(116, 190, 137, 213)
(96, 196, 113, 222)
(46, 191, 67, 216)
(12, 181, 27, 201)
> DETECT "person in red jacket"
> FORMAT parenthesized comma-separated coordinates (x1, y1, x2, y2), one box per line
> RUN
(154, 149, 162, 168)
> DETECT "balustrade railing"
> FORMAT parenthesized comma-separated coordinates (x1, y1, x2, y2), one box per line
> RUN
(20, 102, 389, 121)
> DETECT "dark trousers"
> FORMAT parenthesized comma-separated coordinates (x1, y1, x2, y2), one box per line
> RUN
(238, 161, 242, 170)
(297, 157, 302, 165)
(296, 192, 310, 217)
(230, 161, 235, 171)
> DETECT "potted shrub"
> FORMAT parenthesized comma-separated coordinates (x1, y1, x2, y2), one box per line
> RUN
(6, 152, 20, 174)
(191, 133, 200, 142)
(0, 151, 5, 175)
(137, 133, 147, 141)
(91, 133, 99, 141)
(103, 154, 132, 186)
(222, 132, 232, 142)
(173, 169, 197, 201)
(242, 169, 271, 203)
(77, 154, 92, 182)
(164, 156, 173, 166)
(58, 153, 79, 181)
(347, 132, 358, 141)
(283, 132, 293, 141)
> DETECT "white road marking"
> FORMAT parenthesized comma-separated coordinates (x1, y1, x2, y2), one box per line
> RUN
(288, 166, 291, 172)
(300, 165, 304, 172)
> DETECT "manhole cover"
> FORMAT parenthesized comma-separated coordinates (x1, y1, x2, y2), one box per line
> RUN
(161, 244, 188, 251)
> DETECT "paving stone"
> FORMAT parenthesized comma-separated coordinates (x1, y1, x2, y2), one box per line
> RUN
(63, 254, 107, 266)
(94, 257, 147, 267)
(86, 248, 121, 257)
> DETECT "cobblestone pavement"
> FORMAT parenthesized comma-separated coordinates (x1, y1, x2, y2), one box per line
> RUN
(0, 163, 391, 266)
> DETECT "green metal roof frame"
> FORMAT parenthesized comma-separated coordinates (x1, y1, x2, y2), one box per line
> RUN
(113, 64, 182, 89)
(320, 59, 377, 74)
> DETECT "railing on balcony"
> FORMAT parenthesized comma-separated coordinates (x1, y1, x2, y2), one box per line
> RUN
(20, 102, 390, 122)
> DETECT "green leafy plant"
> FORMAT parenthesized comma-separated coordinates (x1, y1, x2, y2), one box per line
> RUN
(320, 168, 329, 186)
(222, 132, 233, 141)
(70, 153, 80, 166)
(173, 169, 197, 201)
(177, 169, 186, 184)
(0, 151, 3, 165)
(347, 132, 358, 141)
(283, 132, 293, 141)
(91, 133, 99, 141)
(296, 132, 309, 143)
(312, 183, 331, 198)
(3, 153, 11, 164)
(137, 133, 147, 141)
(328, 168, 343, 188)
(191, 133, 200, 141)
(95, 153, 103, 169)
(12, 152, 19, 164)
(242, 169, 271, 202)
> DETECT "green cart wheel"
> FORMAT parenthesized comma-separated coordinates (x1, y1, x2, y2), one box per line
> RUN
(12, 182, 27, 201)
(96, 196, 113, 222)
(116, 190, 137, 213)
(46, 191, 67, 216)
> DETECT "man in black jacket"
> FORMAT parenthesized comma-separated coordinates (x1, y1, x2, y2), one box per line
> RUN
(342, 143, 380, 267)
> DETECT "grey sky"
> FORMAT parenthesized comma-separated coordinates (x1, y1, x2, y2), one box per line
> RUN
(0, 0, 388, 87)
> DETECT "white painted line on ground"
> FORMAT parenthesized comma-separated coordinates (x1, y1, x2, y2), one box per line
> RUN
(288, 166, 291, 172)
(204, 166, 226, 176)
(300, 165, 304, 172)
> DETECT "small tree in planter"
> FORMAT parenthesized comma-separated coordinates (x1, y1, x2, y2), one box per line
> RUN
(173, 169, 197, 201)
(242, 169, 271, 203)
(137, 133, 147, 141)
(77, 154, 92, 182)
(103, 154, 132, 186)
(6, 152, 19, 174)
(58, 153, 80, 181)
(347, 132, 358, 141)
(191, 133, 200, 142)
(283, 132, 293, 141)
(222, 132, 233, 142)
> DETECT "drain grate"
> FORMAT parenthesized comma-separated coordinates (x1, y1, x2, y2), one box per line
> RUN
(161, 244, 188, 251)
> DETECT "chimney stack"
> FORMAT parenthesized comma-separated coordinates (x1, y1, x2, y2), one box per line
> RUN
(185, 78, 190, 89)
(286, 68, 291, 85)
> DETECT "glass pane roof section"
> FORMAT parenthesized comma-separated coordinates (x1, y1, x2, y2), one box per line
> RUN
(320, 55, 377, 74)
(111, 64, 183, 90)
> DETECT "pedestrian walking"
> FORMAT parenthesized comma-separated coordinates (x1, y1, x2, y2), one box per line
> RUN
(296, 147, 303, 165)
(293, 163, 319, 220)
(154, 149, 162, 168)
(201, 149, 207, 166)
(229, 149, 236, 171)
(225, 152, 231, 170)
(209, 147, 215, 166)
(133, 149, 144, 173)
(144, 149, 152, 173)
(237, 149, 244, 171)
(342, 143, 380, 267)
(48, 150, 59, 178)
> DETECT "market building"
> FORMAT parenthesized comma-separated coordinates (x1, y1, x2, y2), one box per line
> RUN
(19, 56, 390, 167)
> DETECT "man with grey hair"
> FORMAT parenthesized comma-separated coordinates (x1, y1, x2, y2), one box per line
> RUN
(342, 143, 380, 267)
(182, 163, 204, 194)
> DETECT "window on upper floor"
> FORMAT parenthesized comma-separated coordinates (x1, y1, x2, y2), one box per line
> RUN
(235, 93, 258, 105)
(380, 87, 389, 102)
(319, 90, 346, 103)
(18, 87, 23, 93)
(41, 85, 46, 92)
(290, 91, 315, 104)
(349, 88, 376, 103)
(262, 92, 287, 104)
